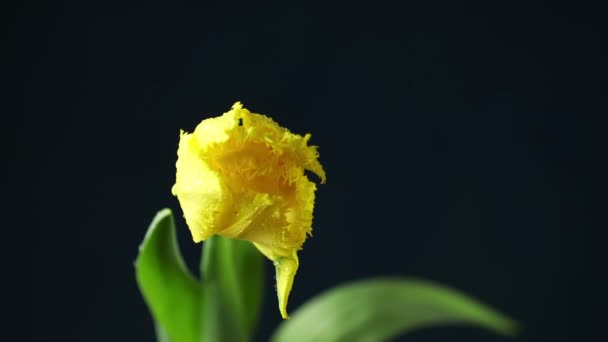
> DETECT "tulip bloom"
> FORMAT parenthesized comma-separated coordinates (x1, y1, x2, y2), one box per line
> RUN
(172, 102, 326, 318)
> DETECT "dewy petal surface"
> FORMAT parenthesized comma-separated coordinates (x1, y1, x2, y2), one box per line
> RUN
(172, 102, 325, 318)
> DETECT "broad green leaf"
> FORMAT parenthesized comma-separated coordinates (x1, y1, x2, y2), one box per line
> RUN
(135, 209, 201, 342)
(271, 277, 518, 342)
(200, 236, 265, 341)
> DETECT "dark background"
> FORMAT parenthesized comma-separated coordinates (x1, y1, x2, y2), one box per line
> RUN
(16, 1, 606, 341)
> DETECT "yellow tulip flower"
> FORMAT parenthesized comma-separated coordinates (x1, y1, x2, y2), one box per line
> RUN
(172, 102, 326, 319)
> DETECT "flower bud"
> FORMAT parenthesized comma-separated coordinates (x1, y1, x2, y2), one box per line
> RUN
(172, 102, 325, 318)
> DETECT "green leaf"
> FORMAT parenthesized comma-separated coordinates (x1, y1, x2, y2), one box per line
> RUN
(200, 236, 265, 342)
(271, 277, 518, 342)
(135, 209, 201, 342)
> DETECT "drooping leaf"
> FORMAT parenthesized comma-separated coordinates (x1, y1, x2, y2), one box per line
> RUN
(200, 236, 265, 341)
(135, 209, 201, 342)
(271, 277, 518, 342)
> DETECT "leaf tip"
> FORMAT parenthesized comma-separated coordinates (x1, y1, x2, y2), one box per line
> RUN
(497, 317, 520, 337)
(135, 208, 174, 268)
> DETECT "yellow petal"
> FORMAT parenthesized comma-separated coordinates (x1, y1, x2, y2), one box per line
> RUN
(274, 254, 299, 319)
(171, 131, 231, 242)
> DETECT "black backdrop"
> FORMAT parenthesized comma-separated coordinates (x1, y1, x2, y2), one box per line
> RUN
(16, 1, 606, 341)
